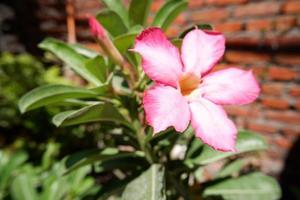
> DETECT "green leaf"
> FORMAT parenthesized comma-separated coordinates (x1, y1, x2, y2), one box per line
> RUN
(18, 84, 99, 113)
(129, 0, 152, 26)
(216, 159, 244, 179)
(39, 38, 102, 85)
(189, 130, 267, 166)
(52, 103, 130, 127)
(84, 56, 108, 83)
(69, 43, 99, 58)
(64, 148, 145, 173)
(102, 0, 130, 27)
(122, 164, 166, 200)
(202, 172, 281, 200)
(65, 148, 118, 169)
(152, 0, 187, 30)
(97, 175, 138, 200)
(179, 24, 213, 38)
(10, 174, 38, 200)
(113, 31, 141, 53)
(96, 9, 128, 37)
(185, 137, 203, 159)
(0, 151, 28, 191)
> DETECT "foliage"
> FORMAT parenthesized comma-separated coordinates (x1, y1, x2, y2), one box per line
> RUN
(17, 0, 281, 200)
(0, 52, 45, 129)
(0, 148, 99, 200)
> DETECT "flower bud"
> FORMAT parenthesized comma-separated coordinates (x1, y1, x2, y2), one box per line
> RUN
(88, 16, 106, 40)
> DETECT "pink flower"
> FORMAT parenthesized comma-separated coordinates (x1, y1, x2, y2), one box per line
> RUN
(132, 27, 260, 152)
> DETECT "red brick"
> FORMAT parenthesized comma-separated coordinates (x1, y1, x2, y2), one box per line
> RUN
(262, 98, 289, 110)
(282, 127, 300, 136)
(289, 86, 300, 97)
(247, 122, 278, 134)
(234, 2, 281, 17)
(274, 137, 292, 149)
(252, 66, 267, 79)
(266, 111, 300, 125)
(295, 100, 300, 111)
(188, 0, 205, 8)
(262, 83, 284, 96)
(191, 9, 229, 22)
(174, 14, 186, 25)
(225, 50, 271, 64)
(246, 19, 273, 31)
(283, 1, 300, 14)
(212, 63, 230, 72)
(151, 0, 163, 12)
(214, 21, 243, 32)
(224, 105, 249, 116)
(275, 16, 297, 32)
(165, 26, 179, 38)
(248, 105, 261, 118)
(206, 0, 248, 5)
(268, 67, 298, 81)
(275, 53, 300, 66)
(75, 0, 101, 9)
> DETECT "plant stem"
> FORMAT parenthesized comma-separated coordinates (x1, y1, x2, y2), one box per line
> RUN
(136, 126, 155, 164)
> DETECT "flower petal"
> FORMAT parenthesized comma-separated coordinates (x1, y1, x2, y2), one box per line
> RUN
(143, 84, 190, 133)
(190, 98, 237, 152)
(133, 28, 183, 87)
(181, 29, 225, 77)
(201, 68, 260, 105)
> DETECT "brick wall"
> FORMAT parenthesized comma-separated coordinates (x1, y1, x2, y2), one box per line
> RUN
(5, 0, 300, 175)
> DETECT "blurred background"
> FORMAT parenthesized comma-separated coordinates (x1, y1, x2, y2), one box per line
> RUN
(0, 0, 299, 199)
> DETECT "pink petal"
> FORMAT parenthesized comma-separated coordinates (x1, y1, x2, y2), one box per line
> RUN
(201, 68, 260, 105)
(143, 84, 190, 133)
(181, 29, 225, 77)
(133, 28, 183, 87)
(190, 98, 237, 152)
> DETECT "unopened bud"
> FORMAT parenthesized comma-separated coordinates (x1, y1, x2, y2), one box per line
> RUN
(89, 16, 106, 40)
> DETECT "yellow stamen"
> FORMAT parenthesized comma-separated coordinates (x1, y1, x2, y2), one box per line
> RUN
(179, 73, 201, 96)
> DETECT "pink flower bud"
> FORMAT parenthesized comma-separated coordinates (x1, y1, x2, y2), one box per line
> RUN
(89, 16, 106, 40)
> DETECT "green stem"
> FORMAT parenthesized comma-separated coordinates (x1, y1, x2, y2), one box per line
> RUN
(136, 127, 155, 164)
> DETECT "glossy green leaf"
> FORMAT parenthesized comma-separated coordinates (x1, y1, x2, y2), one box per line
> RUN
(39, 38, 102, 85)
(65, 148, 117, 169)
(152, 0, 187, 30)
(216, 159, 244, 178)
(114, 31, 141, 53)
(122, 164, 166, 200)
(189, 130, 267, 165)
(52, 103, 130, 127)
(98, 175, 138, 200)
(85, 56, 108, 83)
(96, 9, 128, 37)
(179, 24, 213, 38)
(64, 148, 145, 173)
(185, 137, 203, 159)
(69, 44, 99, 58)
(18, 84, 98, 113)
(102, 0, 130, 27)
(129, 0, 152, 26)
(10, 174, 38, 200)
(202, 172, 281, 200)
